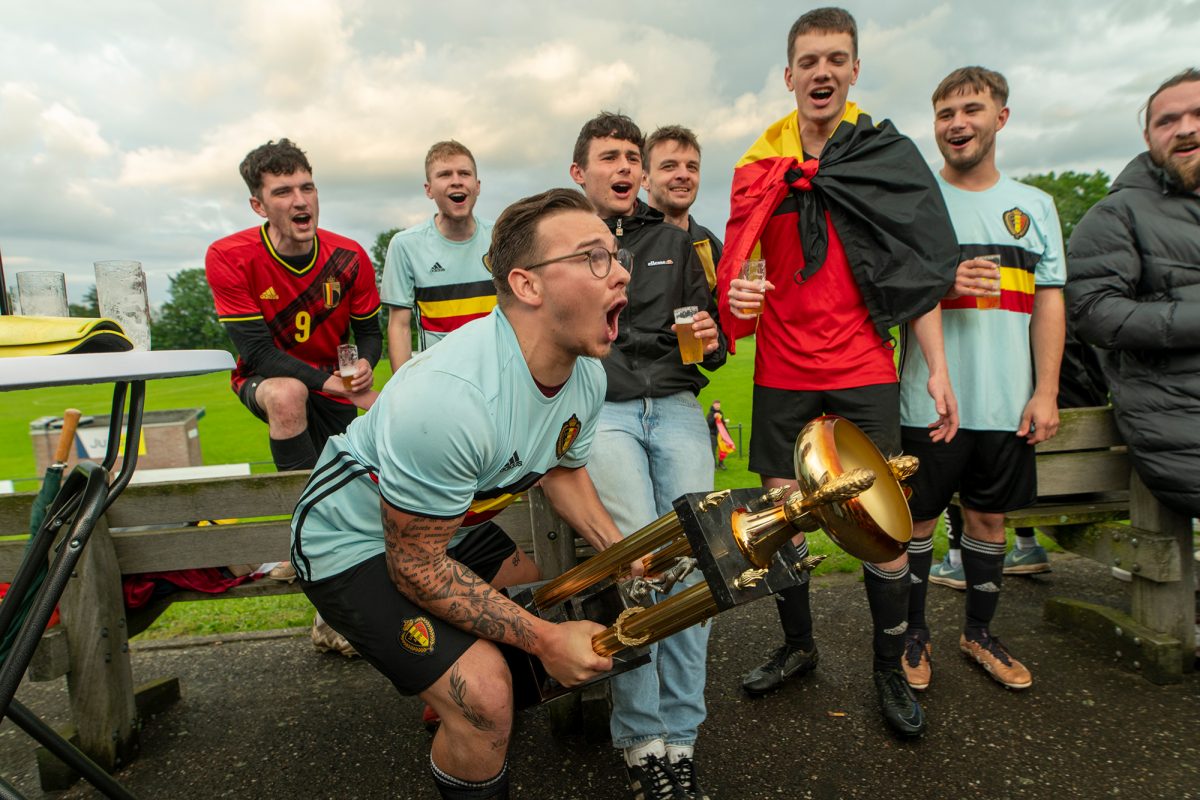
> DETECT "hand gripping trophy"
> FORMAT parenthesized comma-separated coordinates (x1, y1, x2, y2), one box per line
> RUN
(503, 415, 920, 706)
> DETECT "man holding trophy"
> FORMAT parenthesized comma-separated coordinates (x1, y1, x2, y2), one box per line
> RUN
(290, 189, 632, 800)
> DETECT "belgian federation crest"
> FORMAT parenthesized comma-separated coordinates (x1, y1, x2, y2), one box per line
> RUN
(323, 279, 342, 309)
(1003, 207, 1031, 239)
(556, 414, 582, 459)
(399, 616, 436, 655)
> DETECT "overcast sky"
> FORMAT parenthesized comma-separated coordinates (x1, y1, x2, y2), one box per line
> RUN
(2, 0, 1197, 306)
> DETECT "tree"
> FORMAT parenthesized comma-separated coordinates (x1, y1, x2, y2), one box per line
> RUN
(69, 284, 99, 317)
(150, 268, 234, 353)
(1018, 170, 1111, 242)
(371, 227, 403, 349)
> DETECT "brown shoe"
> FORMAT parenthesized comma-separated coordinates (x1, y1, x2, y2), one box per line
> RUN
(960, 631, 1032, 689)
(266, 562, 297, 583)
(311, 614, 358, 658)
(902, 630, 932, 691)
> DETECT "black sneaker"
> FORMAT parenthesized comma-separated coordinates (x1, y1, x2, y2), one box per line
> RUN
(873, 668, 926, 737)
(741, 643, 820, 695)
(670, 756, 710, 800)
(626, 754, 687, 800)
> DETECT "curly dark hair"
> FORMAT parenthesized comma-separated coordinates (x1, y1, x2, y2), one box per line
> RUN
(572, 112, 644, 168)
(239, 139, 313, 198)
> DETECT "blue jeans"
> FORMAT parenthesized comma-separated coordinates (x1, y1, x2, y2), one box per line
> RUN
(585, 392, 714, 749)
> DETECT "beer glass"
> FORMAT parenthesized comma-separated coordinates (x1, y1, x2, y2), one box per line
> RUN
(673, 306, 703, 365)
(740, 259, 767, 316)
(16, 271, 69, 317)
(94, 260, 152, 350)
(337, 343, 359, 389)
(976, 254, 1002, 310)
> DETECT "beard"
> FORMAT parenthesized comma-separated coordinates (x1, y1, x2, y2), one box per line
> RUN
(1149, 138, 1200, 192)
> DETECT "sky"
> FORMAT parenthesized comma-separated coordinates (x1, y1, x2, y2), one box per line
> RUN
(1, 0, 1197, 306)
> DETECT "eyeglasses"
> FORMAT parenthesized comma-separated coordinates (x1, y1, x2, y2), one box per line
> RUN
(523, 247, 633, 279)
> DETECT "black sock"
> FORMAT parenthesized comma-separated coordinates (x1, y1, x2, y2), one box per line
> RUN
(906, 535, 934, 633)
(430, 757, 509, 800)
(962, 533, 1006, 633)
(863, 561, 910, 672)
(269, 431, 317, 471)
(945, 504, 963, 551)
(776, 541, 814, 650)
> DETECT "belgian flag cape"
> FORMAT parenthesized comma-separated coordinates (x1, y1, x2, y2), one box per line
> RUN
(716, 103, 958, 351)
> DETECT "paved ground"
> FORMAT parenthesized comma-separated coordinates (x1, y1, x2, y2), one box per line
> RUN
(2, 553, 1198, 799)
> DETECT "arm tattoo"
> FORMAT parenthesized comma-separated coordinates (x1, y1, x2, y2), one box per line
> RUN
(382, 502, 539, 651)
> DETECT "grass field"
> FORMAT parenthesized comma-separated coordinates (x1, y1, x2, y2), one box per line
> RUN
(4, 339, 966, 639)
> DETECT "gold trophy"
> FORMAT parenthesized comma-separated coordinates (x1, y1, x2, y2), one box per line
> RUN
(503, 415, 918, 706)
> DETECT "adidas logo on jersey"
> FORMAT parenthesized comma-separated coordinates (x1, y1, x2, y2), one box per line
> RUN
(431, 262, 446, 273)
(501, 451, 523, 471)
(259, 286, 279, 300)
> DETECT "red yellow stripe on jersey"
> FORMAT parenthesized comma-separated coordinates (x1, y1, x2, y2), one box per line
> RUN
(260, 225, 319, 275)
(414, 279, 497, 334)
(941, 266, 1035, 313)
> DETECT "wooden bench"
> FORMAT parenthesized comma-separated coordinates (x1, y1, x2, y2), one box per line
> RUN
(0, 470, 566, 783)
(989, 406, 1196, 684)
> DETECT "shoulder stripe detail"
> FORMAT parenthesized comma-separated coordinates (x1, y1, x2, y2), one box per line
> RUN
(350, 305, 382, 320)
(218, 314, 266, 323)
(292, 453, 373, 580)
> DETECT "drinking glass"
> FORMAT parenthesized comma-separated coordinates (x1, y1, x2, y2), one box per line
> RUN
(94, 260, 152, 350)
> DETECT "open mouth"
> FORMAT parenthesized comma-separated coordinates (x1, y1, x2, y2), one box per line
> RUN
(448, 192, 468, 203)
(605, 298, 627, 341)
(810, 87, 834, 102)
(1173, 140, 1200, 157)
(948, 135, 973, 148)
(612, 182, 633, 196)
(292, 213, 312, 225)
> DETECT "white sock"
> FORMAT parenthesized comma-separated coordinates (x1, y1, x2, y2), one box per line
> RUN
(665, 744, 694, 764)
(1016, 535, 1037, 551)
(624, 738, 665, 767)
(948, 548, 962, 568)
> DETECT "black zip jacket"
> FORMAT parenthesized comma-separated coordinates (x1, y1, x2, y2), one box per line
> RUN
(603, 202, 727, 401)
(1066, 152, 1200, 516)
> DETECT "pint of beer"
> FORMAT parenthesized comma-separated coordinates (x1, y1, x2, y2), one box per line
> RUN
(739, 259, 767, 316)
(976, 254, 1002, 310)
(337, 343, 359, 389)
(673, 306, 703, 365)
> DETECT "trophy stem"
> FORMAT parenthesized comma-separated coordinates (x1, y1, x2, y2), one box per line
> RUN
(591, 581, 719, 657)
(533, 512, 684, 610)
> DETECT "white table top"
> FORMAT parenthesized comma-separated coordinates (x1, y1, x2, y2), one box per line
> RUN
(0, 350, 235, 390)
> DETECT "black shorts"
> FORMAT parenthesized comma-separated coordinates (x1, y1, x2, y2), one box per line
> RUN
(749, 383, 901, 479)
(237, 375, 357, 451)
(900, 427, 1037, 521)
(299, 522, 518, 696)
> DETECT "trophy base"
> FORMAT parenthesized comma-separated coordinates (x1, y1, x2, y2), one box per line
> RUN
(502, 579, 651, 709)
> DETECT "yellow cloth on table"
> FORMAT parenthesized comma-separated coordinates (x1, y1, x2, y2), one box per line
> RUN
(0, 315, 134, 356)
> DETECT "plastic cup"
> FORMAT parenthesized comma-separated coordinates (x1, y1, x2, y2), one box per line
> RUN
(16, 271, 69, 317)
(337, 343, 359, 389)
(977, 254, 1002, 310)
(94, 260, 152, 350)
(740, 259, 767, 316)
(673, 306, 703, 365)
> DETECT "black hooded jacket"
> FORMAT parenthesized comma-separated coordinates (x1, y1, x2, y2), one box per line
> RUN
(602, 202, 727, 401)
(1066, 152, 1200, 515)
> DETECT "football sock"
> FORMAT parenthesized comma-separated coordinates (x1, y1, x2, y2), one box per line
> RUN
(962, 532, 1006, 632)
(269, 431, 317, 471)
(863, 561, 910, 672)
(775, 540, 815, 651)
(906, 535, 934, 631)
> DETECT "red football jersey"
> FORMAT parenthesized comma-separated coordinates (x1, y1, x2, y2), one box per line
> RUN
(206, 225, 380, 393)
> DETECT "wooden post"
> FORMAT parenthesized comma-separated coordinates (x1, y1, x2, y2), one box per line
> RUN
(1128, 472, 1195, 675)
(58, 514, 139, 771)
(528, 487, 577, 579)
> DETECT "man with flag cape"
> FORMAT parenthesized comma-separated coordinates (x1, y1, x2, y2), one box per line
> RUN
(715, 7, 960, 739)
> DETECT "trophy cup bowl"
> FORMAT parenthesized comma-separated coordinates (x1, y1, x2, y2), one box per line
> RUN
(794, 415, 912, 563)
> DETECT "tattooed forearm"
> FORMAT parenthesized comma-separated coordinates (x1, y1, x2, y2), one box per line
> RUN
(381, 501, 541, 652)
(448, 666, 495, 733)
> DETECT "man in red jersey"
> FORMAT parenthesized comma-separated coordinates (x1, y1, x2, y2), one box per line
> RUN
(206, 138, 382, 474)
(716, 8, 960, 738)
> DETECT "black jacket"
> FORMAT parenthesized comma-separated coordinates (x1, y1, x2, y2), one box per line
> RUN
(1066, 152, 1200, 515)
(603, 202, 727, 401)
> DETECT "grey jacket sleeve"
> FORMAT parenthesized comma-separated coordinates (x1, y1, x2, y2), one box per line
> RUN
(1067, 202, 1200, 350)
